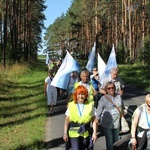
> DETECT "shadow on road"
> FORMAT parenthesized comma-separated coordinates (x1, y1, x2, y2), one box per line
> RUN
(43, 137, 64, 149)
(123, 85, 148, 100)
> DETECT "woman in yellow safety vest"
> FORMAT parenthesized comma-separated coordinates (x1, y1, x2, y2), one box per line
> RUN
(63, 85, 97, 150)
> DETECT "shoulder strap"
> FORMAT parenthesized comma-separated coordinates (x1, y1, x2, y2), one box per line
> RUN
(104, 95, 123, 116)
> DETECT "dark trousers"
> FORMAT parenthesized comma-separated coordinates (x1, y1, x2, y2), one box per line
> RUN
(136, 126, 149, 150)
(69, 136, 93, 150)
(94, 93, 102, 108)
(65, 139, 71, 150)
(103, 127, 120, 150)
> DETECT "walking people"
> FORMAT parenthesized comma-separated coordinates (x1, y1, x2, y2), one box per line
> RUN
(63, 85, 97, 150)
(90, 67, 101, 108)
(44, 69, 57, 115)
(130, 94, 150, 150)
(96, 81, 123, 150)
(100, 67, 124, 96)
(68, 69, 96, 103)
(100, 67, 125, 113)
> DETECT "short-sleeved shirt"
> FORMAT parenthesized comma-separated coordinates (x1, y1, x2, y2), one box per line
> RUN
(45, 76, 57, 92)
(96, 94, 122, 129)
(133, 104, 150, 129)
(100, 76, 124, 93)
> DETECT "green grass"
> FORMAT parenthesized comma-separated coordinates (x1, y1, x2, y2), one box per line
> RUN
(0, 59, 48, 150)
(118, 64, 150, 92)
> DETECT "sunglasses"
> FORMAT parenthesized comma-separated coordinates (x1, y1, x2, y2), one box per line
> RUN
(107, 87, 115, 90)
(93, 70, 97, 71)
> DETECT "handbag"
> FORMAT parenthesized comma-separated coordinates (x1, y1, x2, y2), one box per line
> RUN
(121, 115, 130, 133)
(105, 95, 129, 133)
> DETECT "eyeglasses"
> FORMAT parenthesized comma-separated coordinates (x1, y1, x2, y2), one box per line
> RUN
(107, 87, 115, 90)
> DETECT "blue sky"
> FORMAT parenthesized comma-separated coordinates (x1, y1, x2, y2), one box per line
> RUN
(40, 0, 72, 54)
(43, 0, 72, 28)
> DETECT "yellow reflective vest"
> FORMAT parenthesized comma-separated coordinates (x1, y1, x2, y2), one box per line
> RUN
(68, 101, 93, 138)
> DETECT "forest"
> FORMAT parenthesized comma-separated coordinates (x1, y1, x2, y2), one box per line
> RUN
(44, 0, 150, 66)
(0, 0, 150, 67)
(0, 0, 46, 67)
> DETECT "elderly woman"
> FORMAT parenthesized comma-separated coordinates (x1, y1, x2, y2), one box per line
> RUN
(96, 81, 123, 150)
(130, 94, 150, 150)
(63, 85, 97, 150)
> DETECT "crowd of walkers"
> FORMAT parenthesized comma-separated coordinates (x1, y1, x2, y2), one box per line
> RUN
(44, 58, 150, 150)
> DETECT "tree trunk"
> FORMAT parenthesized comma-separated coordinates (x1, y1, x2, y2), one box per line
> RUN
(128, 0, 133, 63)
(3, 0, 8, 68)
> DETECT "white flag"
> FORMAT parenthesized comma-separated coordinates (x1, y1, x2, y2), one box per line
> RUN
(86, 42, 96, 72)
(97, 53, 106, 79)
(100, 44, 117, 84)
(51, 51, 80, 89)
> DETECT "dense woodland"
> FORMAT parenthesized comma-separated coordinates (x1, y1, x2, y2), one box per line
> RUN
(0, 0, 46, 67)
(0, 0, 150, 67)
(44, 0, 150, 66)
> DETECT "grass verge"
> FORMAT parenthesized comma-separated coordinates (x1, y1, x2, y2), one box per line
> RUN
(0, 59, 48, 150)
(119, 64, 150, 92)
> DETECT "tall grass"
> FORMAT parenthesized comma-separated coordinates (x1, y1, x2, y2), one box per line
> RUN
(0, 63, 30, 81)
(0, 60, 48, 150)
